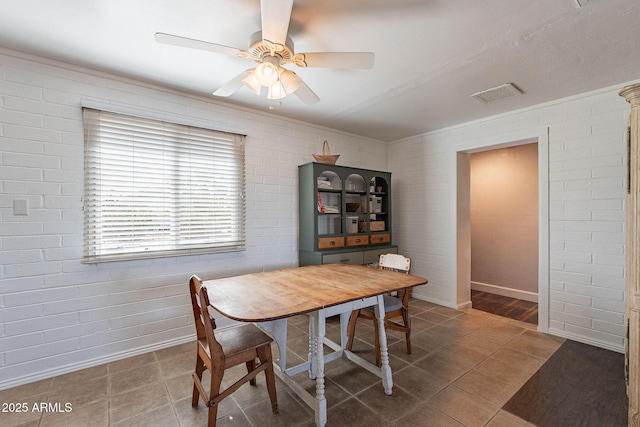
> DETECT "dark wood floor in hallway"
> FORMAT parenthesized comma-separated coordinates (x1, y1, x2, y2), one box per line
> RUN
(471, 289, 538, 324)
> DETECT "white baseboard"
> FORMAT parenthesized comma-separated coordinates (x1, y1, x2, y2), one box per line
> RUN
(471, 281, 538, 303)
(411, 290, 456, 309)
(458, 300, 472, 309)
(547, 327, 625, 354)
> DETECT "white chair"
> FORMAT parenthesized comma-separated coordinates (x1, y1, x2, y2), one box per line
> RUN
(346, 253, 412, 366)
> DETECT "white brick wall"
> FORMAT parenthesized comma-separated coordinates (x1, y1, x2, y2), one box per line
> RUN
(389, 85, 632, 352)
(0, 49, 387, 389)
(0, 45, 633, 388)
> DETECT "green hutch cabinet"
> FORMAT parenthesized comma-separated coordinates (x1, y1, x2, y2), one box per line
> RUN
(298, 162, 397, 266)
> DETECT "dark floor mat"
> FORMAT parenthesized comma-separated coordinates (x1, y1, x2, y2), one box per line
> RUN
(503, 339, 628, 427)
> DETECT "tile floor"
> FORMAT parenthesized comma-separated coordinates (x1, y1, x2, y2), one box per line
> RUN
(0, 300, 565, 427)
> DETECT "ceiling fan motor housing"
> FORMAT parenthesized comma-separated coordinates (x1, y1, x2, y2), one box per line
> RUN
(248, 31, 294, 64)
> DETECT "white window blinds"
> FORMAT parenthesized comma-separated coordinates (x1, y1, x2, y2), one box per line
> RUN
(82, 107, 246, 263)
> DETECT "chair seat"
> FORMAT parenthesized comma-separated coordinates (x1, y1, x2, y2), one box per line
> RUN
(200, 323, 273, 358)
(364, 294, 403, 313)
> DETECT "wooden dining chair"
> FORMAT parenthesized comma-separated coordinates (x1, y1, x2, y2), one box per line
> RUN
(346, 253, 412, 366)
(189, 275, 278, 426)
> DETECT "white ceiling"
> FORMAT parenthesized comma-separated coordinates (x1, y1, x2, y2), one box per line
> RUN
(1, 0, 639, 141)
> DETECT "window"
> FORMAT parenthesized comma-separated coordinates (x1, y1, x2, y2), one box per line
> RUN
(82, 107, 245, 263)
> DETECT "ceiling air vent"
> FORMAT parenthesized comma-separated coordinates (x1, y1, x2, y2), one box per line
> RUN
(470, 83, 523, 104)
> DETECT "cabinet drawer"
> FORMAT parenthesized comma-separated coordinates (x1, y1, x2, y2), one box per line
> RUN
(323, 251, 364, 265)
(370, 233, 391, 245)
(318, 237, 345, 250)
(346, 235, 369, 247)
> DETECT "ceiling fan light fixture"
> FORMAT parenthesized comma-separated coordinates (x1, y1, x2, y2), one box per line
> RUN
(280, 69, 302, 94)
(255, 57, 279, 86)
(242, 69, 262, 95)
(267, 81, 286, 100)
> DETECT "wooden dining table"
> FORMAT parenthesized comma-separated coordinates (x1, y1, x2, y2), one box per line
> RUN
(203, 263, 428, 427)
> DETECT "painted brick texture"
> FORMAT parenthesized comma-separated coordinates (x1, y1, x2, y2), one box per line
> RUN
(389, 86, 630, 352)
(0, 46, 633, 389)
(0, 50, 387, 389)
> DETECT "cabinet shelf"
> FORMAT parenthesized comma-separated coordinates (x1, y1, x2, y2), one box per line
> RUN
(299, 162, 396, 266)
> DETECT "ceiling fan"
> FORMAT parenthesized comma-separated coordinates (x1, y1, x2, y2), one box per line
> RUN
(155, 0, 374, 105)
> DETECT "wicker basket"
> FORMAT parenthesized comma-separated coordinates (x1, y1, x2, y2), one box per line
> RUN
(313, 140, 340, 165)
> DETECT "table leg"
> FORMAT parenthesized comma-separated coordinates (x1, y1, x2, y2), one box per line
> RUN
(308, 314, 317, 379)
(258, 319, 288, 372)
(309, 311, 327, 427)
(339, 311, 350, 348)
(373, 295, 393, 395)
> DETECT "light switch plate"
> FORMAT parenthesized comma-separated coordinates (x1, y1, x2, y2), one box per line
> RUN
(13, 199, 29, 216)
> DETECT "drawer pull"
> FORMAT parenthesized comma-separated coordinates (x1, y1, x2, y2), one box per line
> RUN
(330, 240, 336, 246)
(340, 258, 350, 263)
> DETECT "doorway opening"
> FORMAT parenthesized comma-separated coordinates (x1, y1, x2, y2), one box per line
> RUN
(470, 143, 538, 324)
(455, 132, 549, 331)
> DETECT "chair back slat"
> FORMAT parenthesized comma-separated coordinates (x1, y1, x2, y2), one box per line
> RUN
(379, 253, 411, 274)
(378, 253, 411, 305)
(190, 275, 207, 340)
(190, 275, 223, 356)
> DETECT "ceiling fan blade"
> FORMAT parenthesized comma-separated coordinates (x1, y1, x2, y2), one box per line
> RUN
(295, 52, 375, 69)
(261, 0, 294, 47)
(155, 32, 246, 57)
(213, 70, 252, 97)
(293, 80, 320, 105)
